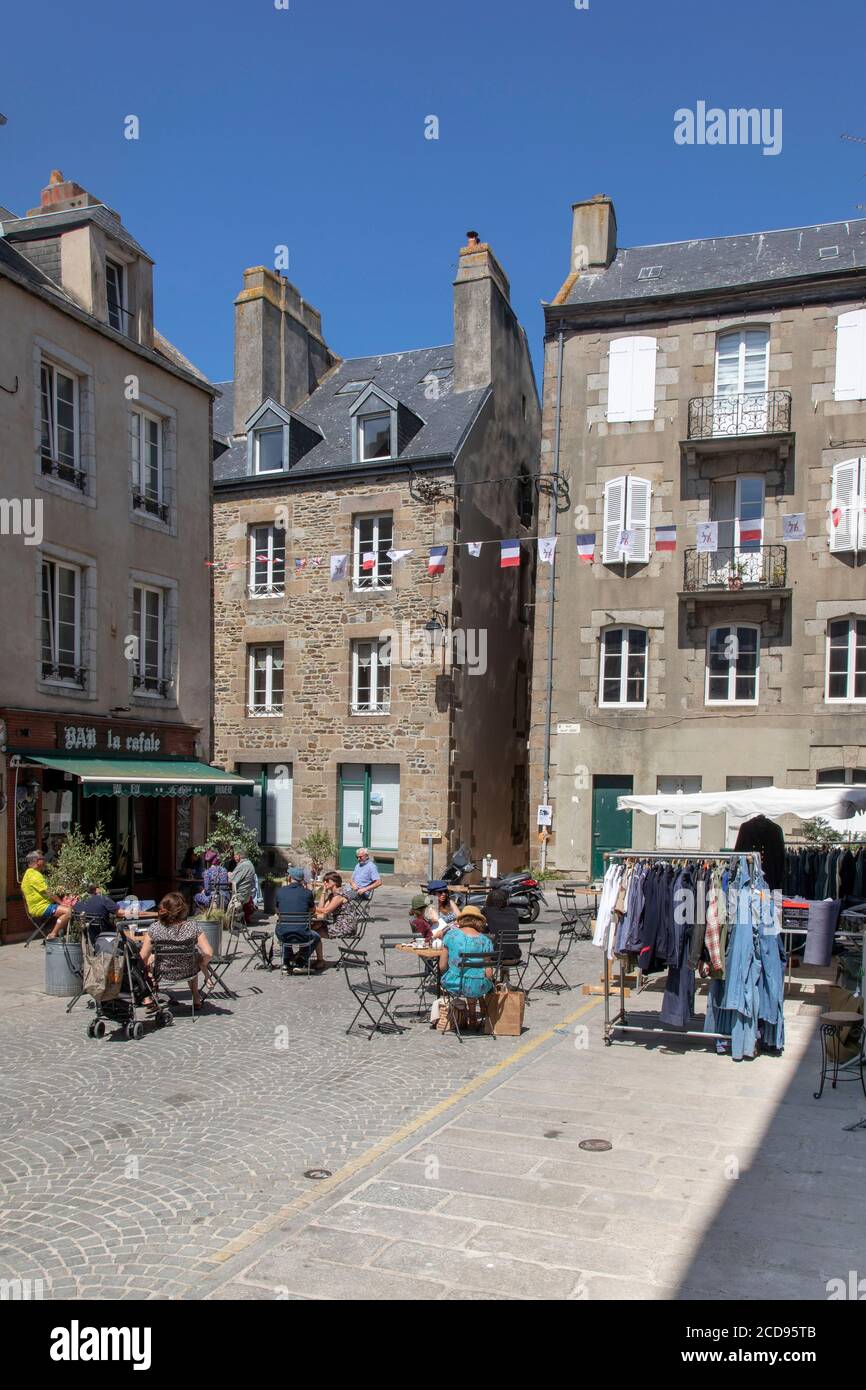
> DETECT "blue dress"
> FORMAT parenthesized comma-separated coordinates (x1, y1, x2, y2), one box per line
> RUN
(441, 928, 494, 999)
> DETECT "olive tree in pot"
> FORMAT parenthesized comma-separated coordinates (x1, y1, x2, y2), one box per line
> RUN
(43, 825, 115, 997)
(296, 829, 338, 881)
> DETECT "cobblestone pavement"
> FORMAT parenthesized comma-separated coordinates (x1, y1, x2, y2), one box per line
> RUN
(0, 889, 593, 1300)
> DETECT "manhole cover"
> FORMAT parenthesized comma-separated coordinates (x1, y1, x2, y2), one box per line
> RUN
(578, 1139, 612, 1153)
(303, 1168, 332, 1180)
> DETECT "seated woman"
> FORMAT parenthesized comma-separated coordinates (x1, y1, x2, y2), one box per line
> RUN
(481, 887, 521, 967)
(424, 881, 461, 940)
(435, 904, 495, 1027)
(314, 871, 364, 941)
(194, 850, 231, 914)
(138, 892, 213, 1011)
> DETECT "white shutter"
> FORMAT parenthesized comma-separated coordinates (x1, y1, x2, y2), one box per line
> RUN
(606, 336, 657, 422)
(830, 459, 861, 553)
(834, 310, 866, 402)
(626, 476, 652, 562)
(603, 476, 626, 562)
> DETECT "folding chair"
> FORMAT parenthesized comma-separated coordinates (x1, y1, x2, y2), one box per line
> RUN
(379, 935, 428, 1016)
(202, 927, 241, 1000)
(275, 911, 319, 977)
(332, 899, 369, 966)
(225, 894, 273, 972)
(501, 929, 536, 991)
(525, 921, 577, 999)
(24, 909, 53, 947)
(556, 886, 594, 941)
(151, 937, 204, 1020)
(341, 947, 407, 1038)
(441, 949, 499, 1043)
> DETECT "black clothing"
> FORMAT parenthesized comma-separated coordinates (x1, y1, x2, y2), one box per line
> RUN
(275, 883, 315, 917)
(78, 893, 119, 944)
(734, 815, 785, 891)
(482, 904, 520, 964)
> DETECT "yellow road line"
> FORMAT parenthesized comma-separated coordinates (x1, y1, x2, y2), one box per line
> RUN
(207, 996, 601, 1265)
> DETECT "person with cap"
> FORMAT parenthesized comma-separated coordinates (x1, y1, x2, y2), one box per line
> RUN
(275, 868, 326, 972)
(194, 850, 231, 913)
(409, 894, 433, 940)
(424, 881, 461, 939)
(435, 904, 495, 1023)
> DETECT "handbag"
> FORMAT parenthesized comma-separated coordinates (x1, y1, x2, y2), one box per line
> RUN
(82, 933, 124, 1002)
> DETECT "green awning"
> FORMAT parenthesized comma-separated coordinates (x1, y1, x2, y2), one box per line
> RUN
(28, 757, 255, 798)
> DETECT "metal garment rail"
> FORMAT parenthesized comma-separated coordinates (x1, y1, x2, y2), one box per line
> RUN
(600, 850, 763, 1049)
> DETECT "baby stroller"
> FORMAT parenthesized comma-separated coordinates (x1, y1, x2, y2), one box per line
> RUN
(81, 919, 172, 1040)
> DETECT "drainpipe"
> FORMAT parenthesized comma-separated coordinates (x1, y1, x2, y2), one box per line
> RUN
(540, 326, 565, 873)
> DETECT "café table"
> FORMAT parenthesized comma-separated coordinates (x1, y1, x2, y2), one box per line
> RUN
(395, 941, 442, 1010)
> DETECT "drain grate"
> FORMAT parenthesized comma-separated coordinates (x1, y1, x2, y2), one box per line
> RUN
(578, 1139, 612, 1153)
(303, 1168, 332, 1180)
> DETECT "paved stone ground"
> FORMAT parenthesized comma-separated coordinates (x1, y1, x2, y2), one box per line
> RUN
(3, 891, 865, 1301)
(0, 888, 592, 1300)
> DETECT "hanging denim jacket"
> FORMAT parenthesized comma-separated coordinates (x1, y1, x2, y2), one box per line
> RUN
(704, 856, 763, 1059)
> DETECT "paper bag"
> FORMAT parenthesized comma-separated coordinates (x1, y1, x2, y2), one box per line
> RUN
(483, 985, 526, 1037)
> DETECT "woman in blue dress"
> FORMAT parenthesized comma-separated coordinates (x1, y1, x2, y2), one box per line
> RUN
(436, 905, 495, 1027)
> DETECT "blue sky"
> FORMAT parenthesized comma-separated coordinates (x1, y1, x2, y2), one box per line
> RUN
(2, 0, 865, 385)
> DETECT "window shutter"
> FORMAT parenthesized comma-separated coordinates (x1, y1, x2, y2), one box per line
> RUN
(626, 476, 652, 562)
(859, 460, 866, 551)
(602, 476, 626, 562)
(830, 459, 861, 553)
(607, 336, 657, 422)
(834, 310, 866, 402)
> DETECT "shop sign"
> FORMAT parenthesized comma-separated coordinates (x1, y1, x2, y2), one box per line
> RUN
(57, 723, 163, 754)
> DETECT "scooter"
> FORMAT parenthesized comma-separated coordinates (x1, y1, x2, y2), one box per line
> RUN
(462, 870, 547, 923)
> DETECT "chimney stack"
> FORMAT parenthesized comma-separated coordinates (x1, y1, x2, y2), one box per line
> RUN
(27, 169, 109, 219)
(453, 232, 512, 393)
(570, 193, 617, 272)
(232, 267, 336, 435)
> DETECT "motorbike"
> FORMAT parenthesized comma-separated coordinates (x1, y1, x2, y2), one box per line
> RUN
(429, 847, 546, 923)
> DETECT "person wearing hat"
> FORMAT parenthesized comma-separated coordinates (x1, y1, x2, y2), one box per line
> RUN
(275, 868, 326, 972)
(409, 894, 433, 940)
(424, 881, 461, 939)
(435, 904, 495, 1024)
(194, 850, 230, 913)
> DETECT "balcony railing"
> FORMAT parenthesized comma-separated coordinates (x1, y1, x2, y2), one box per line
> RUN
(132, 490, 169, 523)
(41, 454, 87, 493)
(41, 661, 87, 687)
(683, 545, 788, 593)
(133, 673, 171, 698)
(687, 390, 792, 440)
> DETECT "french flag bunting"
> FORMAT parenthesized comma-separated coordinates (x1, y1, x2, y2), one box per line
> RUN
(361, 551, 376, 571)
(655, 525, 676, 552)
(500, 539, 521, 568)
(575, 533, 595, 564)
(739, 526, 762, 544)
(428, 545, 447, 575)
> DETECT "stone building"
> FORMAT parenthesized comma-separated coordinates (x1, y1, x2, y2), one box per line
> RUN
(0, 172, 245, 942)
(530, 195, 866, 878)
(212, 235, 540, 878)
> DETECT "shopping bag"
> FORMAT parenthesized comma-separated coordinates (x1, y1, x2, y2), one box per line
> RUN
(483, 985, 526, 1036)
(82, 937, 123, 1002)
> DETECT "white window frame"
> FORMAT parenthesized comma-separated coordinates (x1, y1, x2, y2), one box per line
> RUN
(247, 644, 284, 716)
(40, 359, 80, 473)
(132, 583, 166, 696)
(829, 458, 866, 555)
(825, 616, 866, 704)
(714, 327, 770, 396)
(598, 626, 648, 709)
(358, 411, 393, 462)
(705, 624, 761, 706)
(253, 426, 285, 475)
(602, 475, 652, 564)
(248, 525, 286, 598)
(353, 513, 394, 590)
(41, 557, 83, 686)
(131, 408, 165, 515)
(106, 258, 126, 333)
(351, 639, 391, 715)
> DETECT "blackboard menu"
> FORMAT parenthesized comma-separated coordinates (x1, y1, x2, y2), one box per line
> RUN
(15, 787, 37, 882)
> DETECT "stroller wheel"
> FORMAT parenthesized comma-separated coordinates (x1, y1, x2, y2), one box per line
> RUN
(87, 1021, 95, 1038)
(130, 1021, 145, 1041)
(93, 1020, 106, 1039)
(162, 1010, 174, 1026)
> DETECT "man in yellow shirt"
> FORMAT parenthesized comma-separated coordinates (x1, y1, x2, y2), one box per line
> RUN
(21, 850, 72, 939)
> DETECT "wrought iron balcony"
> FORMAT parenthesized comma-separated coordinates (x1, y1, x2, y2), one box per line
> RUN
(687, 390, 792, 440)
(133, 673, 171, 697)
(132, 489, 170, 523)
(683, 544, 788, 593)
(41, 454, 87, 493)
(41, 661, 87, 687)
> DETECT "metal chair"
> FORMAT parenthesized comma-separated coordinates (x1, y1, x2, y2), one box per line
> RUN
(275, 911, 320, 977)
(331, 899, 370, 965)
(341, 947, 407, 1038)
(525, 920, 577, 999)
(150, 937, 204, 1020)
(501, 929, 536, 991)
(440, 949, 498, 1043)
(202, 928, 241, 1000)
(556, 886, 594, 941)
(379, 935, 429, 1016)
(225, 894, 273, 972)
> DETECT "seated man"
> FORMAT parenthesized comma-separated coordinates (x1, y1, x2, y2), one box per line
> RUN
(229, 847, 258, 923)
(350, 847, 382, 900)
(76, 881, 128, 945)
(21, 850, 72, 940)
(275, 867, 326, 973)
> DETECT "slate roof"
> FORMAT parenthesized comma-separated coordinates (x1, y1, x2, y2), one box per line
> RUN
(559, 217, 866, 309)
(1, 204, 152, 261)
(213, 345, 489, 484)
(0, 233, 75, 298)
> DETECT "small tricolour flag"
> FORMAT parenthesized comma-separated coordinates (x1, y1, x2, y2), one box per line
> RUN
(655, 525, 676, 552)
(576, 533, 594, 563)
(361, 551, 376, 572)
(428, 545, 447, 575)
(295, 557, 307, 572)
(739, 526, 762, 545)
(500, 539, 521, 569)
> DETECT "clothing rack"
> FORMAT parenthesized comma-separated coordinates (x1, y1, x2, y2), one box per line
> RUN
(601, 849, 764, 1049)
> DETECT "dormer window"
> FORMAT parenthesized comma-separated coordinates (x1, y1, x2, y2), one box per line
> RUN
(244, 399, 321, 476)
(349, 383, 423, 465)
(254, 426, 285, 474)
(360, 413, 392, 461)
(106, 259, 126, 333)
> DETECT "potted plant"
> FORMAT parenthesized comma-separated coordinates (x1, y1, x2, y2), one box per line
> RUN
(43, 825, 114, 997)
(727, 559, 747, 590)
(260, 873, 284, 914)
(195, 810, 261, 869)
(297, 829, 338, 881)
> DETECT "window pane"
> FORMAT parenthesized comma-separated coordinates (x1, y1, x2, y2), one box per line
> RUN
(361, 415, 391, 459)
(55, 372, 76, 465)
(41, 562, 54, 663)
(40, 366, 54, 457)
(144, 417, 160, 498)
(256, 428, 283, 472)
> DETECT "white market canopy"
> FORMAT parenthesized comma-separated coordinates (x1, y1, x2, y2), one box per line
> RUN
(618, 786, 866, 823)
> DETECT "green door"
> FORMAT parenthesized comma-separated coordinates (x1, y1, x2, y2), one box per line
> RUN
(338, 764, 399, 873)
(591, 775, 633, 880)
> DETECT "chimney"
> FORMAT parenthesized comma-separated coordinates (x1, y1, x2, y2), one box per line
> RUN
(232, 267, 336, 435)
(453, 231, 512, 393)
(27, 169, 108, 218)
(570, 193, 617, 272)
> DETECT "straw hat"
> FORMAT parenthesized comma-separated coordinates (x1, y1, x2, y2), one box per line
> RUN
(456, 904, 486, 925)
